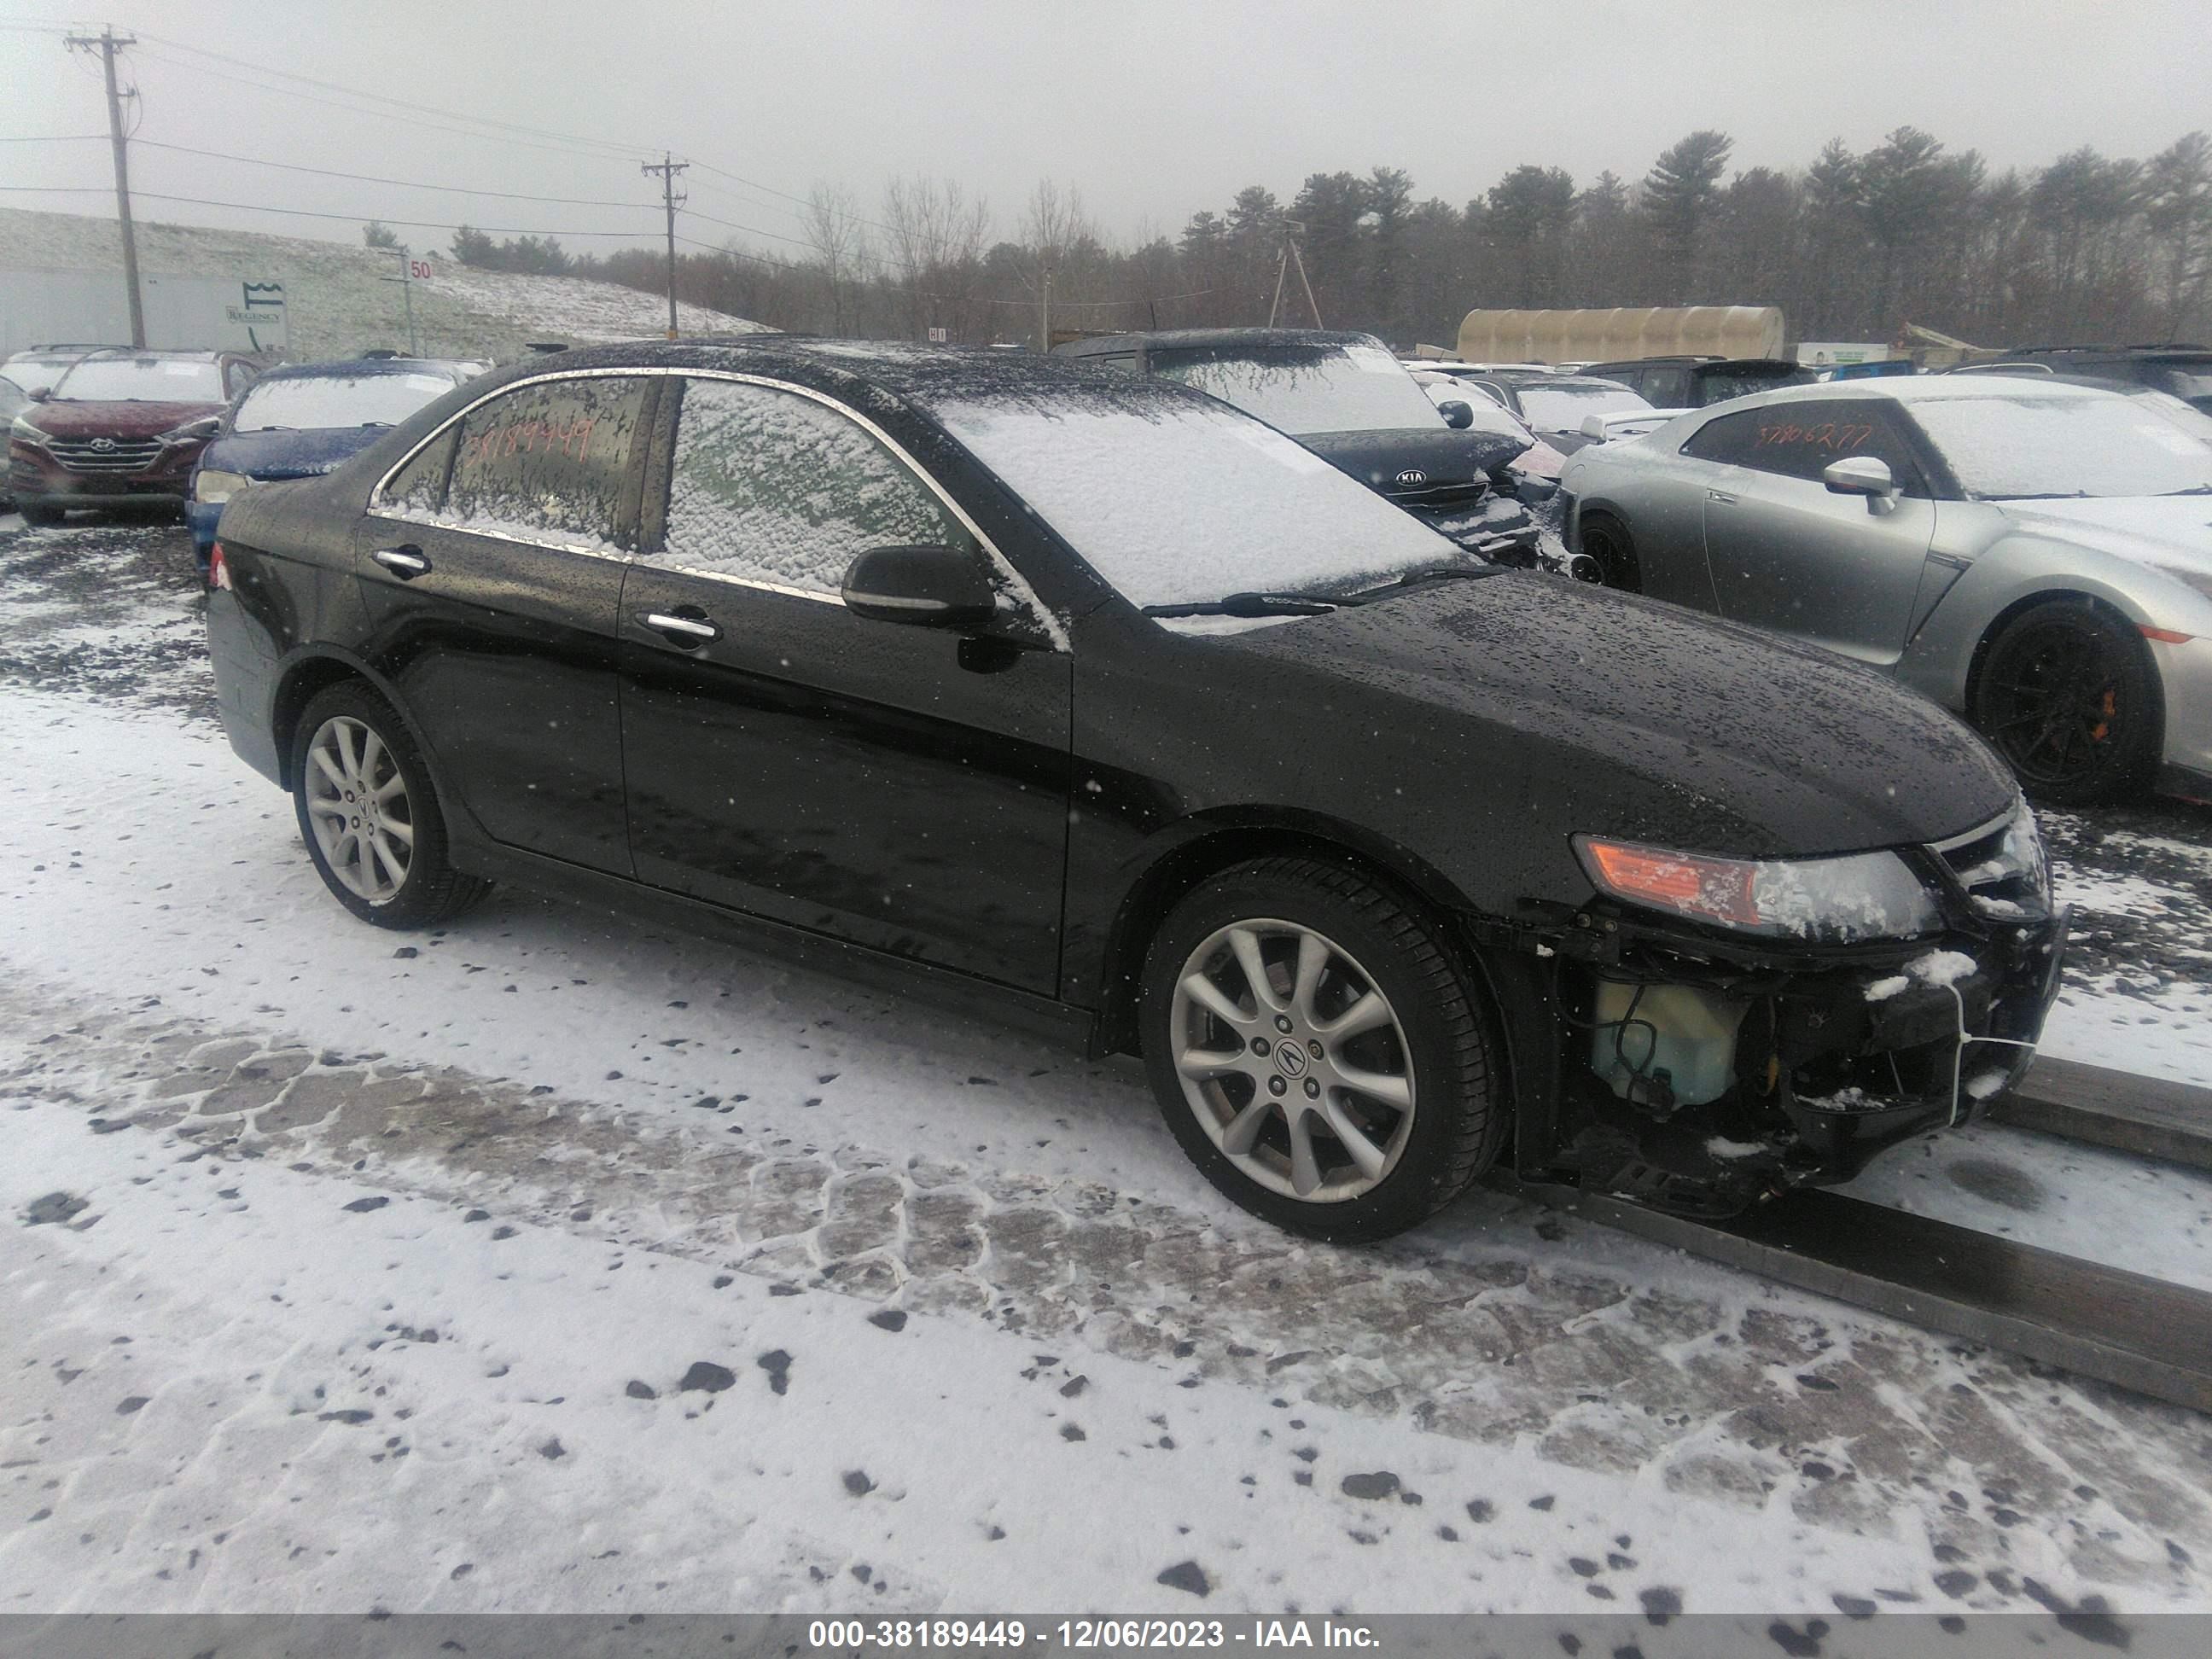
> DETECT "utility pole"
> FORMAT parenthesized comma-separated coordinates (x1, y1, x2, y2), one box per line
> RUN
(67, 27, 143, 348)
(642, 153, 688, 339)
(378, 246, 421, 355)
(1285, 222, 1322, 329)
(1038, 264, 1052, 353)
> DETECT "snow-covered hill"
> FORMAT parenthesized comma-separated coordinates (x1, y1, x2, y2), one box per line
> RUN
(0, 207, 763, 361)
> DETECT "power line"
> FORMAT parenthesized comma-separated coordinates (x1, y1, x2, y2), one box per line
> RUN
(0, 183, 667, 240)
(125, 44, 658, 171)
(0, 133, 108, 143)
(680, 205, 814, 249)
(130, 32, 657, 162)
(686, 157, 904, 240)
(128, 138, 663, 210)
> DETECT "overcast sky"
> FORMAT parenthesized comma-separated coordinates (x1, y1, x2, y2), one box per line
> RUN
(4, 0, 2209, 259)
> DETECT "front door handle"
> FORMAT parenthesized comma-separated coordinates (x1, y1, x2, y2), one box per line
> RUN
(1706, 490, 1738, 505)
(640, 608, 720, 646)
(371, 544, 430, 578)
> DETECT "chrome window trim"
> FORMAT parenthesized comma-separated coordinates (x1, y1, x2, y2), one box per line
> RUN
(368, 364, 1065, 648)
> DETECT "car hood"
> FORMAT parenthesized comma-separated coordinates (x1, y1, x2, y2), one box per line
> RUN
(1298, 425, 1531, 493)
(203, 425, 390, 480)
(1222, 574, 2017, 858)
(1995, 496, 2212, 575)
(22, 399, 223, 439)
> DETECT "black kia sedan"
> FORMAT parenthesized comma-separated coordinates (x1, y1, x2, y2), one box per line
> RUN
(204, 339, 2066, 1241)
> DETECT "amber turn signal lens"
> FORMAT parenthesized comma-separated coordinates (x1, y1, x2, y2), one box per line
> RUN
(1578, 839, 1760, 928)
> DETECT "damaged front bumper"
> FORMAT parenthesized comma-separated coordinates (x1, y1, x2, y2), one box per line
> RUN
(1532, 898, 2070, 1217)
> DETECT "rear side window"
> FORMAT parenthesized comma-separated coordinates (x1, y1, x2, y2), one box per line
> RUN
(1683, 401, 1927, 495)
(381, 428, 457, 515)
(442, 375, 649, 550)
(644, 376, 972, 595)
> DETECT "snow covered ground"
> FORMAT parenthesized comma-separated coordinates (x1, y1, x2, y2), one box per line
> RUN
(6, 515, 2212, 1626)
(0, 207, 762, 363)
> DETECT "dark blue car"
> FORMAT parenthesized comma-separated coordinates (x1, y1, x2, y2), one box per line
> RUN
(189, 356, 484, 568)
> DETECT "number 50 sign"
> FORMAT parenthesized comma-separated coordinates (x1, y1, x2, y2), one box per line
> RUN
(410, 259, 434, 281)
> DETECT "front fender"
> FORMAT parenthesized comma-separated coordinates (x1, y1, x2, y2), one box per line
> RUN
(1896, 532, 2212, 711)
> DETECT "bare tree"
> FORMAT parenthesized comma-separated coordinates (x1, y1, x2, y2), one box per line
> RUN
(880, 175, 992, 341)
(1020, 178, 1098, 347)
(802, 183, 869, 335)
(2145, 132, 2212, 337)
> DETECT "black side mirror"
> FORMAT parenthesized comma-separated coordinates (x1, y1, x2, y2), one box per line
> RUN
(841, 544, 998, 631)
(1439, 399, 1474, 430)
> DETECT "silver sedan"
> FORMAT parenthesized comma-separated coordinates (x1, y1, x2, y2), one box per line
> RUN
(1557, 376, 2212, 806)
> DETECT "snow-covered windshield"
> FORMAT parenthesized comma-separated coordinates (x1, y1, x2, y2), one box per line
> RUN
(928, 386, 1463, 608)
(233, 370, 457, 432)
(1516, 383, 1653, 429)
(1147, 340, 1443, 435)
(4, 357, 81, 395)
(1910, 392, 2212, 498)
(50, 357, 225, 402)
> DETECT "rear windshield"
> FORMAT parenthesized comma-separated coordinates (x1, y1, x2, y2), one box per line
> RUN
(1148, 340, 1443, 435)
(1516, 383, 1652, 428)
(1909, 392, 2212, 498)
(50, 357, 226, 403)
(1697, 365, 1814, 403)
(233, 370, 457, 432)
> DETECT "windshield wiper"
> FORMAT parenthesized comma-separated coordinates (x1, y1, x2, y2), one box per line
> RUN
(1341, 563, 1509, 602)
(1141, 592, 1339, 618)
(1991, 491, 2090, 500)
(2160, 484, 2212, 496)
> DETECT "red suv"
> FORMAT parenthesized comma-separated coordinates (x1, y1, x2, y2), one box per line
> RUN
(9, 349, 265, 525)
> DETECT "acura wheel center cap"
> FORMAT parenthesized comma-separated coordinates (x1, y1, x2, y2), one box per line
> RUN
(1276, 1043, 1309, 1080)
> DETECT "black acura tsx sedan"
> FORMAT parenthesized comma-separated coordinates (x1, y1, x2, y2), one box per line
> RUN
(204, 338, 2067, 1241)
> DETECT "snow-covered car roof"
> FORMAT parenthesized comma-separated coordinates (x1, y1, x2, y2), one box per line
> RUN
(1749, 375, 2124, 407)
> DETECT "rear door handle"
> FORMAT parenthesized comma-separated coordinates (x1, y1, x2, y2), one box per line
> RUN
(640, 608, 720, 646)
(371, 545, 430, 578)
(1706, 490, 1738, 505)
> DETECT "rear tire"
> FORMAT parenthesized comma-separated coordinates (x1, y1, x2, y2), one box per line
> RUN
(1139, 856, 1506, 1243)
(1970, 598, 2158, 806)
(290, 681, 488, 928)
(1577, 510, 1640, 591)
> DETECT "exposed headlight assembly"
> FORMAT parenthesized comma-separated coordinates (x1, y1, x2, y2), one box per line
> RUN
(9, 417, 51, 448)
(1575, 835, 1942, 943)
(157, 416, 221, 446)
(194, 468, 252, 505)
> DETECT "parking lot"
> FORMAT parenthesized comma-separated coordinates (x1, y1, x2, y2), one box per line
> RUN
(7, 511, 2212, 1624)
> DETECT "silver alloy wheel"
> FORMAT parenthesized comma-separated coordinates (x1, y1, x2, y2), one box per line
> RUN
(1169, 917, 1417, 1203)
(304, 714, 414, 905)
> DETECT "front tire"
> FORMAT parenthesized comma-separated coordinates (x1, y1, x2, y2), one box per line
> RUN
(1139, 856, 1505, 1243)
(1971, 599, 2158, 806)
(18, 503, 65, 527)
(290, 682, 487, 928)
